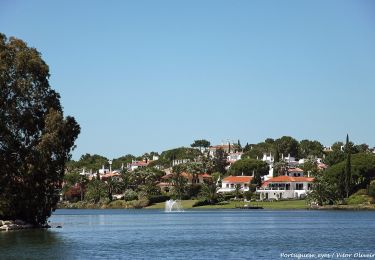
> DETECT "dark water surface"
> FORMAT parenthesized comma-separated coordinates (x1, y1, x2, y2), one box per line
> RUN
(1, 209, 375, 259)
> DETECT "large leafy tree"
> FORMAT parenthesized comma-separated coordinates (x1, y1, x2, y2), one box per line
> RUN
(307, 172, 340, 206)
(275, 136, 299, 158)
(0, 34, 80, 225)
(298, 139, 324, 158)
(230, 158, 269, 187)
(324, 153, 375, 199)
(191, 139, 211, 151)
(212, 148, 228, 174)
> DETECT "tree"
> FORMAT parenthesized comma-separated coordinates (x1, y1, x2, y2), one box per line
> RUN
(104, 177, 123, 201)
(344, 134, 352, 198)
(368, 180, 375, 198)
(273, 161, 288, 177)
(331, 142, 344, 152)
(170, 166, 188, 199)
(307, 172, 340, 206)
(230, 158, 269, 178)
(191, 139, 211, 151)
(301, 159, 319, 177)
(324, 153, 375, 200)
(85, 179, 106, 203)
(67, 154, 108, 173)
(63, 173, 89, 201)
(234, 184, 242, 198)
(212, 148, 228, 174)
(275, 136, 299, 158)
(160, 147, 201, 165)
(324, 150, 345, 166)
(0, 34, 80, 225)
(298, 140, 324, 158)
(355, 144, 370, 153)
(274, 147, 280, 163)
(199, 182, 219, 204)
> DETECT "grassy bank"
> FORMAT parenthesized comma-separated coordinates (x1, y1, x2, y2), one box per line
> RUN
(317, 204, 375, 211)
(146, 199, 308, 210)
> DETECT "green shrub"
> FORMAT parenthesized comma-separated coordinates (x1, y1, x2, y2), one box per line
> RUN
(243, 191, 253, 201)
(149, 195, 170, 204)
(368, 181, 375, 198)
(106, 200, 129, 208)
(193, 199, 214, 207)
(124, 189, 138, 201)
(347, 194, 372, 205)
(354, 189, 368, 196)
(131, 198, 149, 209)
(223, 192, 236, 201)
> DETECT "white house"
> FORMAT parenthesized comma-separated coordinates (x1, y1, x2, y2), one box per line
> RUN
(172, 159, 190, 167)
(217, 176, 253, 193)
(256, 176, 314, 200)
(227, 152, 243, 163)
(209, 142, 237, 157)
(127, 160, 149, 171)
(98, 165, 110, 175)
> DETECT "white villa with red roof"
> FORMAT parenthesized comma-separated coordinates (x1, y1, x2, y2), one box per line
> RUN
(127, 160, 149, 171)
(217, 176, 253, 193)
(256, 175, 314, 200)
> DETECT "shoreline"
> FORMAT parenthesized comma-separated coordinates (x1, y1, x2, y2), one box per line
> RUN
(56, 199, 375, 211)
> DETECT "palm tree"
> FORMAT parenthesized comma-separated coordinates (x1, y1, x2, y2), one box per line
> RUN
(200, 182, 218, 204)
(105, 177, 123, 201)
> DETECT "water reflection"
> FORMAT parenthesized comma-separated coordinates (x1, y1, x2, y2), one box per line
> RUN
(0, 229, 72, 259)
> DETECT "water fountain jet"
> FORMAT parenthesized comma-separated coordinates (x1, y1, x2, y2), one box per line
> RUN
(165, 199, 184, 212)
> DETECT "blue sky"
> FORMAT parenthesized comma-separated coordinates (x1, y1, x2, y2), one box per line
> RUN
(1, 0, 375, 160)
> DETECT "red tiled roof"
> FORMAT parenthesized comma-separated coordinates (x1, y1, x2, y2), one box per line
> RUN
(263, 176, 314, 186)
(162, 172, 211, 180)
(318, 163, 328, 169)
(130, 161, 149, 167)
(102, 172, 120, 178)
(222, 176, 253, 183)
(209, 145, 231, 150)
(287, 167, 304, 173)
(157, 182, 172, 187)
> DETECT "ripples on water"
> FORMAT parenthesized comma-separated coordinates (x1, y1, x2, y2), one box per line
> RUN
(1, 209, 375, 259)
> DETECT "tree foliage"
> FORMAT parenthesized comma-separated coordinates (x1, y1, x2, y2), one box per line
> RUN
(275, 136, 299, 158)
(212, 148, 228, 174)
(324, 153, 375, 199)
(0, 34, 80, 225)
(298, 139, 324, 158)
(307, 172, 340, 206)
(191, 139, 211, 150)
(230, 158, 269, 177)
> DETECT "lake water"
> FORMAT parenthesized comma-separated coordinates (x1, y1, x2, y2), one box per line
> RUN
(1, 209, 375, 259)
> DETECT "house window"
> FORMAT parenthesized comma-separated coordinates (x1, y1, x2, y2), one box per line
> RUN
(226, 184, 229, 188)
(296, 183, 303, 190)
